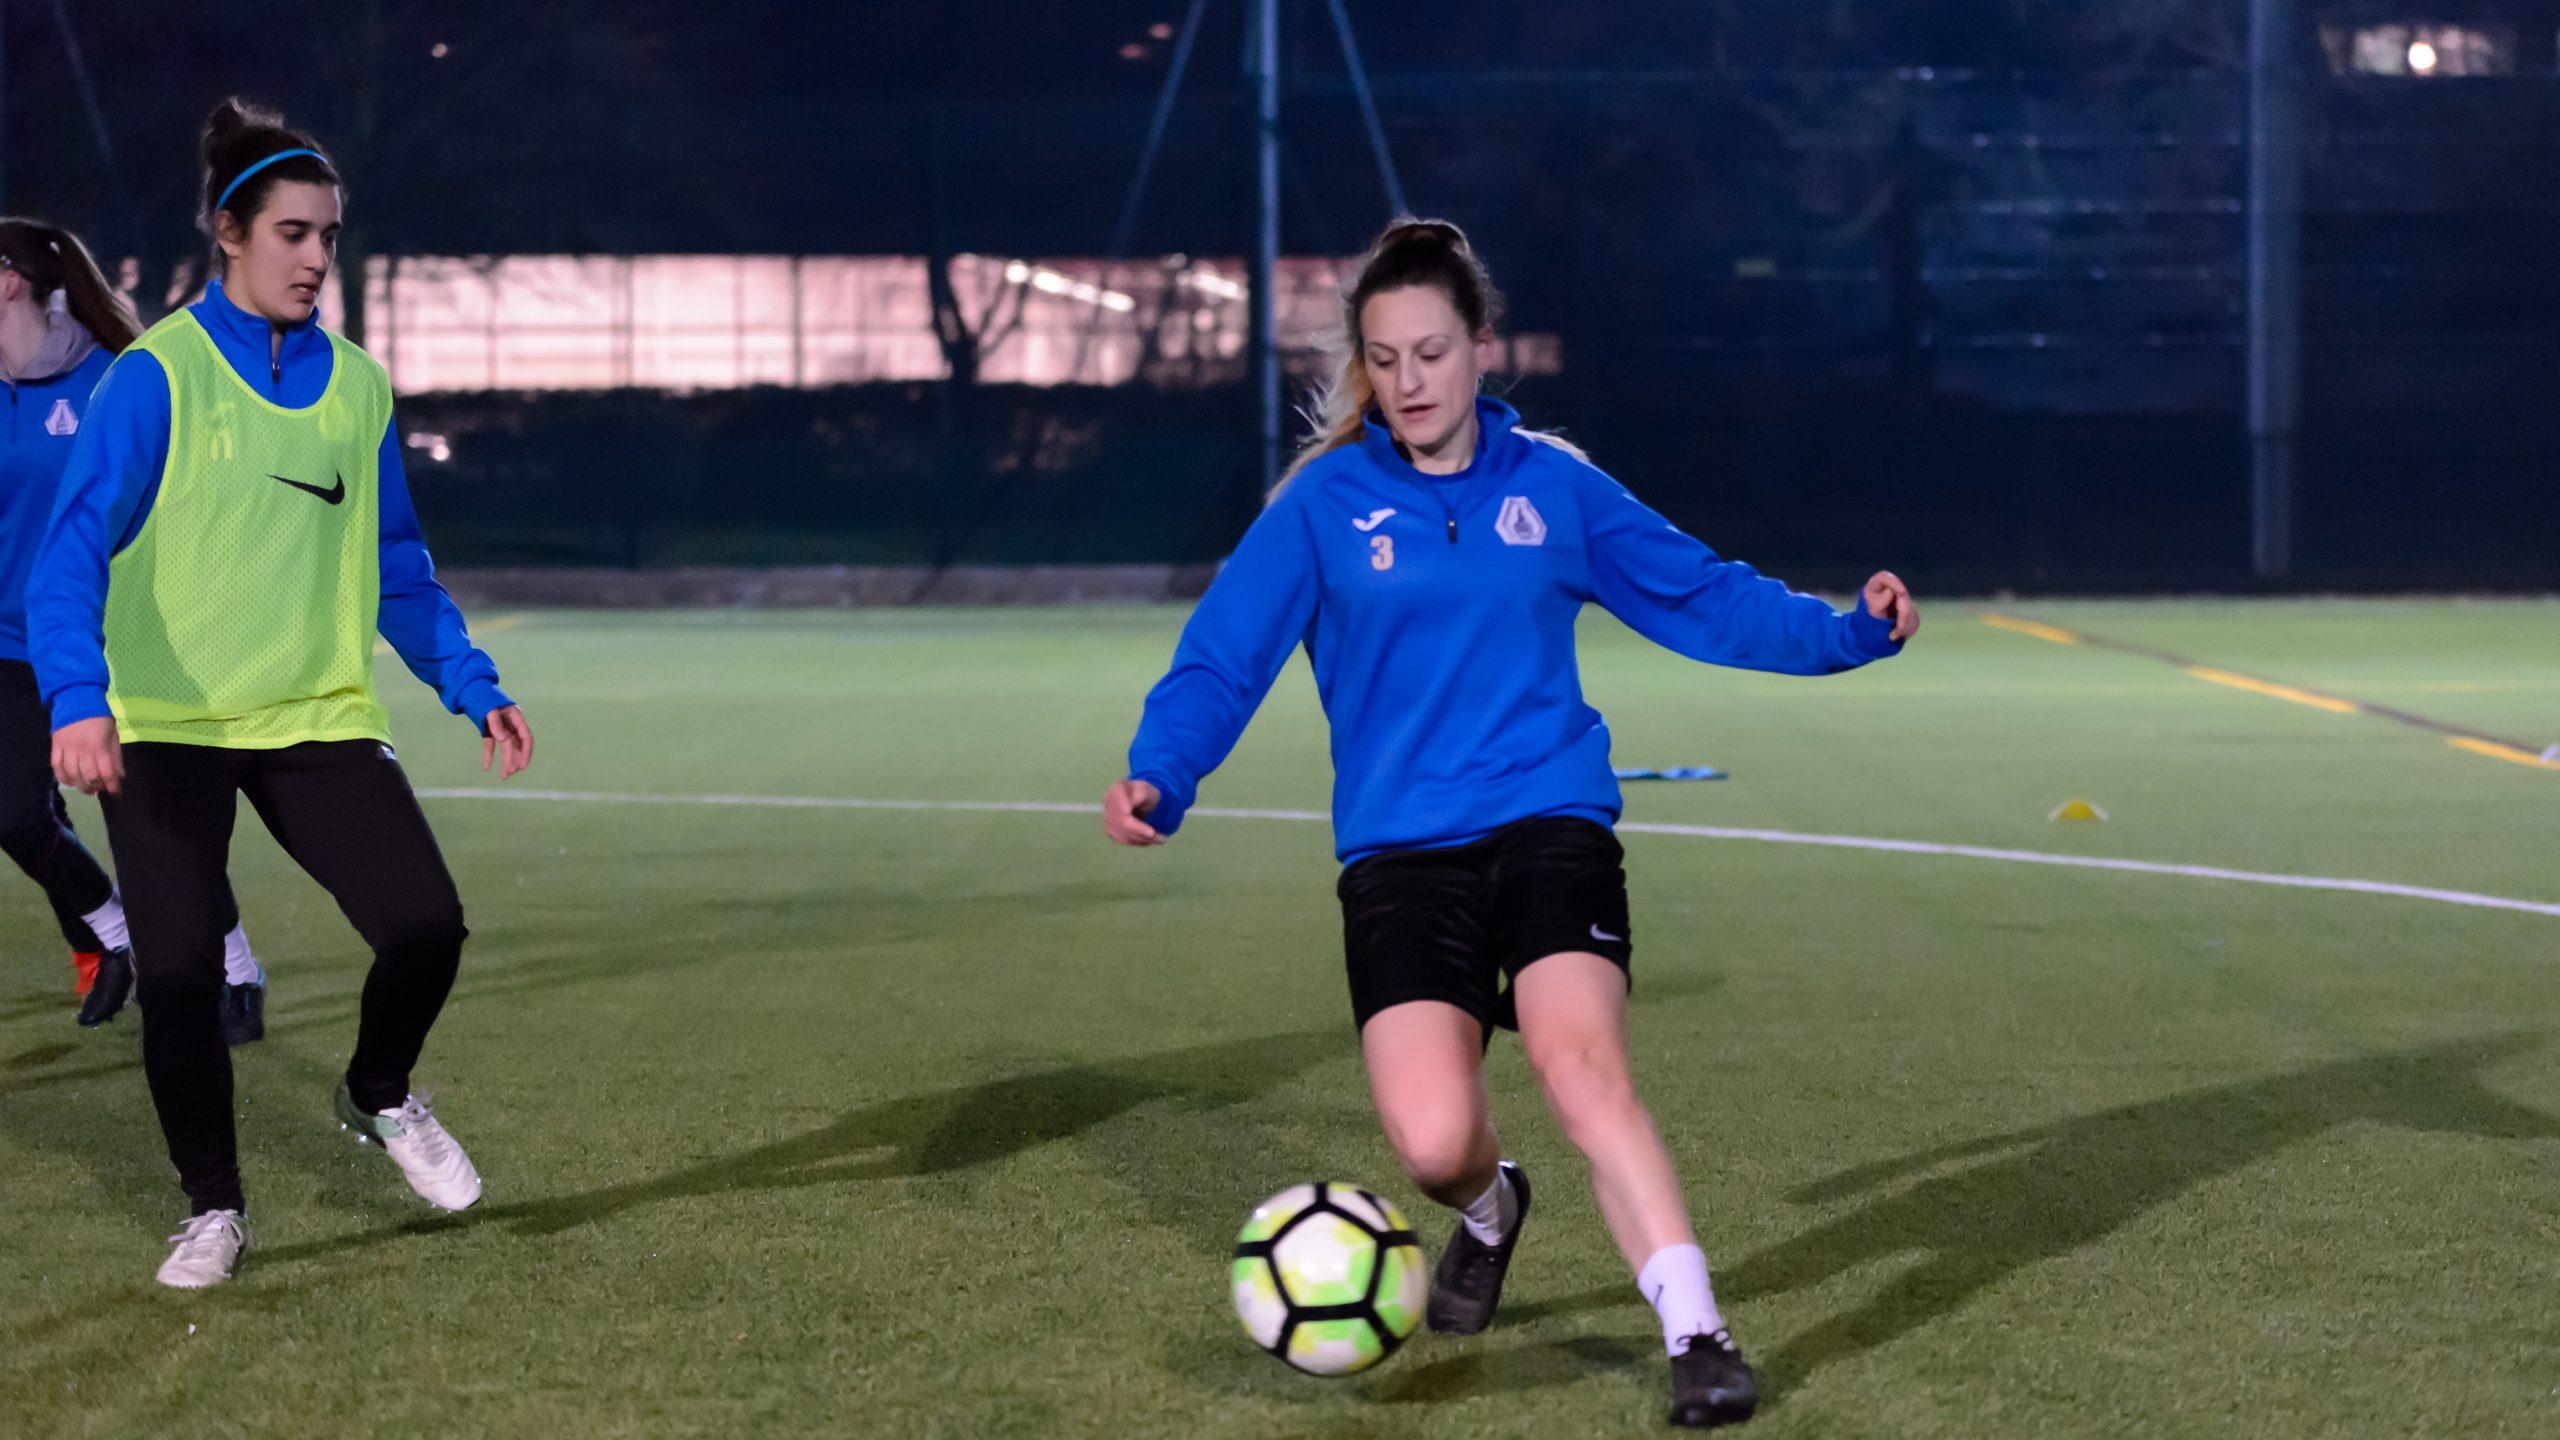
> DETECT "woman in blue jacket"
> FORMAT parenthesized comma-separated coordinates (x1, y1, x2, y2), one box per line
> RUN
(0, 217, 267, 1038)
(1103, 220, 1918, 1429)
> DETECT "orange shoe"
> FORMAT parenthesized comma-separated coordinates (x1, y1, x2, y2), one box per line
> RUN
(72, 951, 102, 997)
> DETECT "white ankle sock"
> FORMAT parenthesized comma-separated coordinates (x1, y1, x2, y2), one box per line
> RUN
(82, 894, 130, 951)
(222, 925, 263, 987)
(1638, 1244, 1725, 1355)
(1459, 1166, 1517, 1245)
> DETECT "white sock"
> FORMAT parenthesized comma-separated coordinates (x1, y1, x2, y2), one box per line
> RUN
(82, 894, 130, 951)
(222, 925, 264, 987)
(1638, 1244, 1725, 1355)
(1459, 1166, 1518, 1246)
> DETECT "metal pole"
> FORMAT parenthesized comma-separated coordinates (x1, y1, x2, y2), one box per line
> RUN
(1322, 0, 1407, 218)
(790, 254, 805, 387)
(1, 9, 10, 214)
(2246, 0, 2303, 581)
(1109, 0, 1212, 260)
(1071, 0, 1212, 382)
(50, 0, 140, 259)
(1250, 0, 1282, 497)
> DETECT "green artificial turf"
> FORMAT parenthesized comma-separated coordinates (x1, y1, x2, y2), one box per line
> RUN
(3, 599, 2554, 1439)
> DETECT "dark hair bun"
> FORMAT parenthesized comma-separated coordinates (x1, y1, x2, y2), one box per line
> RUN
(199, 98, 286, 165)
(1377, 219, 1468, 251)
(197, 96, 338, 235)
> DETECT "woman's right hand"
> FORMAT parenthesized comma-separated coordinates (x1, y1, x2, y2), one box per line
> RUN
(53, 717, 123, 798)
(1102, 778, 1166, 846)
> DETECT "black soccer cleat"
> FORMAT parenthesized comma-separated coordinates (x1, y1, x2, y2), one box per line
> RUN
(76, 947, 134, 1028)
(1426, 1160, 1531, 1335)
(221, 982, 266, 1047)
(1668, 1329, 1760, 1429)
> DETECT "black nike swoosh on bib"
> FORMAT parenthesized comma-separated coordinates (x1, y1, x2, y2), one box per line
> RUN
(267, 472, 346, 506)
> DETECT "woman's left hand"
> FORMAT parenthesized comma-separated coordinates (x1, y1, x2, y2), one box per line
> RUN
(1862, 571, 1920, 643)
(482, 705, 535, 779)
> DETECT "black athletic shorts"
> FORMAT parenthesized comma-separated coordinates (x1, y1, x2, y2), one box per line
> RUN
(1337, 814, 1634, 1033)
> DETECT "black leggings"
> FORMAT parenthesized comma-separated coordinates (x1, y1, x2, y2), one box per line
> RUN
(103, 738, 469, 1215)
(0, 659, 114, 952)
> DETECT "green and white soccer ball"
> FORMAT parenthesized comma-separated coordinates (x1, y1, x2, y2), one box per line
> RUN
(1230, 1181, 1428, 1376)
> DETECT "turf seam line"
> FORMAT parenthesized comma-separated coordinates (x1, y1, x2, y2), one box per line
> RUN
(411, 789, 2560, 920)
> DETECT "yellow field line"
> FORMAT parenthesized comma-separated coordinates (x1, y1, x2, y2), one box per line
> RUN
(1978, 614, 2082, 645)
(1979, 612, 2553, 774)
(2447, 737, 2560, 770)
(2181, 667, 2361, 715)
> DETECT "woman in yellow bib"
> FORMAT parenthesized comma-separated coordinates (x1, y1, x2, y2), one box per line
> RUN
(25, 99, 533, 1288)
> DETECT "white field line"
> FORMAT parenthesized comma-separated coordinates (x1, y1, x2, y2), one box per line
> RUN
(412, 787, 2560, 921)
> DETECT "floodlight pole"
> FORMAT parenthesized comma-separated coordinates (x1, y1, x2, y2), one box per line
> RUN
(2246, 0, 2304, 581)
(1249, 0, 1283, 497)
(1097, 1, 1405, 496)
(1322, 0, 1407, 217)
(0, 13, 9, 212)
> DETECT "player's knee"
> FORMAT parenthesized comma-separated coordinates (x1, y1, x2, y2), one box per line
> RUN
(1384, 1112, 1485, 1197)
(1529, 1043, 1641, 1144)
(374, 895, 468, 959)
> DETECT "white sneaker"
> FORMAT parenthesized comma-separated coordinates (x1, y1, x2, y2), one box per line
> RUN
(156, 1210, 250, 1288)
(335, 1085, 484, 1211)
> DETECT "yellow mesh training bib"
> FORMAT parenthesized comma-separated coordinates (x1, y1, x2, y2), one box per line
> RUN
(104, 312, 393, 748)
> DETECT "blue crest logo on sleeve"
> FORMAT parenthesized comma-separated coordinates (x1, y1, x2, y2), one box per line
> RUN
(1495, 495, 1547, 546)
(44, 398, 78, 436)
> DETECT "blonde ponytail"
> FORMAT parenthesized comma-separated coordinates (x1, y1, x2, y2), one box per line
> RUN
(1277, 348, 1376, 492)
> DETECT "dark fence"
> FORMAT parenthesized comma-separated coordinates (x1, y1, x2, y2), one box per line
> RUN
(404, 372, 2551, 594)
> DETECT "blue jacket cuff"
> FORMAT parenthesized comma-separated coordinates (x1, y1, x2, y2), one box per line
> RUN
(49, 685, 111, 730)
(1131, 770, 1191, 836)
(458, 680, 513, 732)
(1845, 603, 1903, 660)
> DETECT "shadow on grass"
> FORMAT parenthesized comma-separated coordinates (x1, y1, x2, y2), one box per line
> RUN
(1499, 1283, 1627, 1326)
(1159, 1313, 1646, 1415)
(1726, 1032, 2559, 1400)
(245, 965, 1737, 1271)
(1377, 1333, 1648, 1404)
(5, 1038, 77, 1070)
(0, 937, 721, 1101)
(0, 990, 74, 1022)
(249, 1026, 1345, 1267)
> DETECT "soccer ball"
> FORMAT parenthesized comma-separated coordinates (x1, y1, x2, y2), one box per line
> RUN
(1230, 1181, 1428, 1376)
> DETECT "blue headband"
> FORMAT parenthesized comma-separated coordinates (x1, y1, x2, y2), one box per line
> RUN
(215, 148, 326, 213)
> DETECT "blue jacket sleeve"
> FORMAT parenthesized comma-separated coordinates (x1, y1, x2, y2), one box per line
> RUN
(376, 420, 512, 730)
(1576, 466, 1900, 675)
(1124, 491, 1321, 836)
(27, 351, 171, 729)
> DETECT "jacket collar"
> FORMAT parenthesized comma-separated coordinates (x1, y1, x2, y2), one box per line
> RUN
(1359, 394, 1523, 484)
(194, 277, 330, 372)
